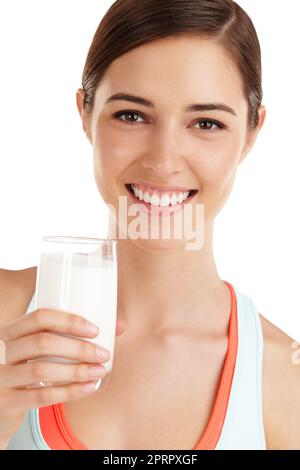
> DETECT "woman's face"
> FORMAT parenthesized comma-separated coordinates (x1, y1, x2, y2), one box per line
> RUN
(77, 35, 266, 250)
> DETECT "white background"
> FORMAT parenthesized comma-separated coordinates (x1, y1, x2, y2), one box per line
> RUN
(0, 1, 299, 340)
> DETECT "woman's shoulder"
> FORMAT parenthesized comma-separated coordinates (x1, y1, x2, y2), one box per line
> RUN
(0, 266, 37, 291)
(0, 266, 37, 326)
(258, 311, 300, 449)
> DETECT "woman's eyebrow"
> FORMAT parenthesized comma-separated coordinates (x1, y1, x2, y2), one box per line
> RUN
(105, 92, 237, 116)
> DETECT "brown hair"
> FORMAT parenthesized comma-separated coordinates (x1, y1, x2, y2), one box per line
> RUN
(81, 0, 263, 128)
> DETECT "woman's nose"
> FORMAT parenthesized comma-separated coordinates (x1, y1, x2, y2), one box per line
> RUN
(141, 127, 185, 173)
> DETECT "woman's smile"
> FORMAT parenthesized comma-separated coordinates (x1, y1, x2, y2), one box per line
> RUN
(124, 183, 199, 216)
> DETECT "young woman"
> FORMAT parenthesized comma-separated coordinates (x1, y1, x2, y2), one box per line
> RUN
(1, 0, 300, 450)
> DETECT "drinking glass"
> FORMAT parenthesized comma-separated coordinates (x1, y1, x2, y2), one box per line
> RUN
(26, 236, 118, 391)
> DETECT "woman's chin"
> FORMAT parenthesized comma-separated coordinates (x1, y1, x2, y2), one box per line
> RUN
(127, 236, 188, 253)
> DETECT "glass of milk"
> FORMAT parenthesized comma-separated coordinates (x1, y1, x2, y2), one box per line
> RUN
(27, 236, 117, 391)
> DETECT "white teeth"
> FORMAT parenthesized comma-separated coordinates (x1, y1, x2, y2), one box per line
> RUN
(130, 184, 191, 207)
(133, 186, 139, 198)
(160, 194, 171, 206)
(170, 193, 178, 206)
(177, 193, 184, 204)
(149, 194, 160, 206)
(143, 191, 150, 203)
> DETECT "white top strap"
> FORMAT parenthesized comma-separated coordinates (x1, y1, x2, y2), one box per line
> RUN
(215, 284, 266, 449)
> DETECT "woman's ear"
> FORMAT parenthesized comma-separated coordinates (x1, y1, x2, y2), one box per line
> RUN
(239, 105, 267, 165)
(76, 88, 93, 144)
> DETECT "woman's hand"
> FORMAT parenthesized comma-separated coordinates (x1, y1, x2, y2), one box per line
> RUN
(0, 307, 125, 448)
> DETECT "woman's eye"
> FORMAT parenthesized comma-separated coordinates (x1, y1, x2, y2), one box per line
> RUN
(112, 110, 225, 132)
(192, 119, 226, 132)
(113, 110, 144, 124)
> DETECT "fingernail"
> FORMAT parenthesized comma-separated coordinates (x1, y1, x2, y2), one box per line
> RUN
(96, 346, 110, 361)
(89, 365, 106, 377)
(85, 322, 99, 334)
(81, 381, 97, 393)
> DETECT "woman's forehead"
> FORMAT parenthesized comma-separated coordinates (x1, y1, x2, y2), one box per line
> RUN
(107, 36, 239, 81)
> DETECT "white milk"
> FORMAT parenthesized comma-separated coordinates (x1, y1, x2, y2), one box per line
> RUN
(28, 250, 117, 390)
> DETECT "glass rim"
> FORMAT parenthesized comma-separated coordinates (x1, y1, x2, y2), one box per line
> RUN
(42, 236, 117, 245)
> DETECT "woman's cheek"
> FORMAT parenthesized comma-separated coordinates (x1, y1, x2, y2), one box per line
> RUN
(92, 151, 113, 203)
(92, 148, 127, 208)
(194, 146, 240, 217)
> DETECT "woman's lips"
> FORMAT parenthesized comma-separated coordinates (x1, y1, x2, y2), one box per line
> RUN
(124, 184, 198, 216)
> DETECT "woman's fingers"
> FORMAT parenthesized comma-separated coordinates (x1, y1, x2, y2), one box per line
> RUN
(0, 361, 107, 389)
(0, 379, 102, 414)
(0, 307, 113, 442)
(1, 308, 100, 342)
(6, 331, 110, 365)
(1, 307, 126, 342)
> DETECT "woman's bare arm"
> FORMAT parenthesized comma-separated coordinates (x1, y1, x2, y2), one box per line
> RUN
(260, 313, 300, 449)
(0, 267, 37, 327)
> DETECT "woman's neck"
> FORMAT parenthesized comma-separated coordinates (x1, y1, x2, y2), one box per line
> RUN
(109, 220, 229, 337)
